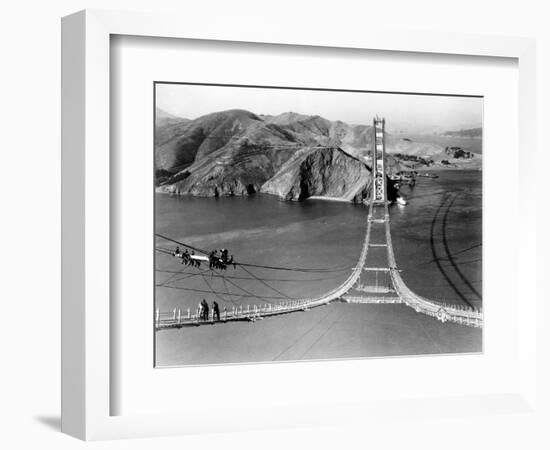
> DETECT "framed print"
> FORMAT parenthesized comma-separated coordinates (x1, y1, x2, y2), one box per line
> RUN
(152, 83, 483, 368)
(61, 9, 537, 441)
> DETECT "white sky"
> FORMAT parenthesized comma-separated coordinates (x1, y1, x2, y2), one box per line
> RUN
(156, 83, 483, 133)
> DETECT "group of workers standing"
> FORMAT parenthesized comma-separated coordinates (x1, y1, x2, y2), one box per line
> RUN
(209, 248, 235, 270)
(198, 299, 221, 321)
(171, 246, 236, 270)
(172, 246, 201, 267)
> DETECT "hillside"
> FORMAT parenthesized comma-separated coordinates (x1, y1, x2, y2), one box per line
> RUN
(385, 136, 444, 157)
(155, 108, 189, 127)
(442, 127, 482, 138)
(155, 109, 480, 201)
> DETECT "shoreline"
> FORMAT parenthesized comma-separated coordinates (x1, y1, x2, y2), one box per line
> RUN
(306, 196, 351, 203)
(155, 168, 481, 200)
(415, 166, 482, 172)
(155, 189, 358, 203)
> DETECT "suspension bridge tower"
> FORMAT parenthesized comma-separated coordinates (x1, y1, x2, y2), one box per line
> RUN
(372, 117, 387, 205)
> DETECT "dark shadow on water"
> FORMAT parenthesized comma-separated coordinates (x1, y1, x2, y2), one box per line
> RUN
(34, 415, 61, 431)
(441, 194, 482, 301)
(429, 194, 473, 307)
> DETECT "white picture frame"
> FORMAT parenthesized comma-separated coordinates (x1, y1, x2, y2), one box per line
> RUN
(61, 9, 537, 441)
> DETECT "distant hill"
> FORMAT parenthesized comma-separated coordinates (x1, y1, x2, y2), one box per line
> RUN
(260, 111, 311, 125)
(155, 109, 480, 201)
(385, 136, 444, 157)
(442, 128, 482, 138)
(155, 108, 188, 126)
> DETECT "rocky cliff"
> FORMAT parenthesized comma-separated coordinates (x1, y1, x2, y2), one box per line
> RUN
(261, 147, 371, 202)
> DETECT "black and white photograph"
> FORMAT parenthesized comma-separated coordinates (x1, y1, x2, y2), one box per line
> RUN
(153, 83, 483, 366)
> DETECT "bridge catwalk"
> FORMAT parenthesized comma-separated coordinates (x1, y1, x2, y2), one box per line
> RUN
(155, 117, 483, 330)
